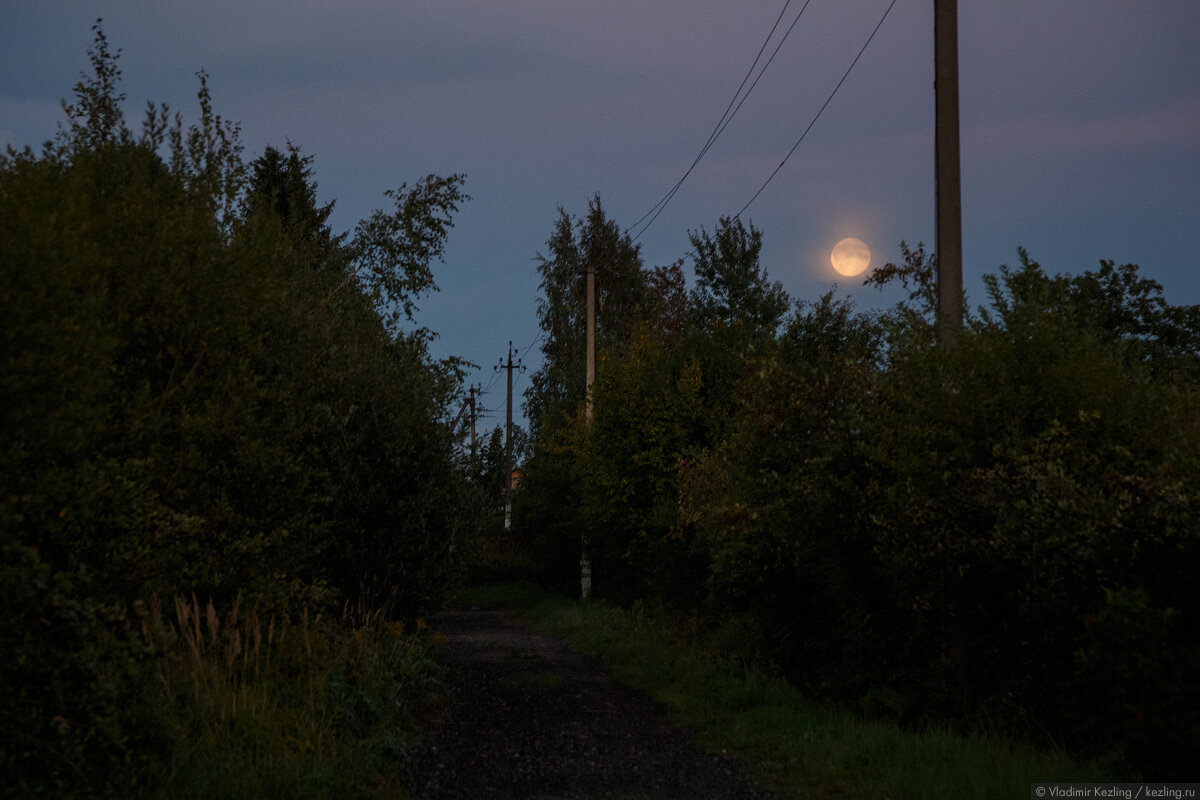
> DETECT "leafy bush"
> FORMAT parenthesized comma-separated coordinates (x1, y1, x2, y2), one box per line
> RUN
(518, 208, 1200, 774)
(0, 544, 169, 799)
(2, 25, 472, 795)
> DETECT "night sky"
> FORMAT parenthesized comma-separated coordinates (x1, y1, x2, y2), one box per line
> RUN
(4, 1, 1198, 426)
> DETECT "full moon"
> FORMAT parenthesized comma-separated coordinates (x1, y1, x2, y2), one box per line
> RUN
(831, 237, 871, 277)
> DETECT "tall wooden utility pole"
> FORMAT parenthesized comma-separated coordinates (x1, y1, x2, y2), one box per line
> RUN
(935, 0, 963, 344)
(495, 344, 523, 530)
(581, 266, 595, 600)
(586, 266, 596, 421)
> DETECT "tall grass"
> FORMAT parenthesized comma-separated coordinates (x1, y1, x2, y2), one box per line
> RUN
(461, 583, 1111, 800)
(140, 593, 438, 799)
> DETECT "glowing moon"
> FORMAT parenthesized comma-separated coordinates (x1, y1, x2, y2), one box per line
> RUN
(831, 237, 871, 277)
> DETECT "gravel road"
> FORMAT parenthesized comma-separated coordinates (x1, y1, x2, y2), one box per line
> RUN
(407, 603, 781, 800)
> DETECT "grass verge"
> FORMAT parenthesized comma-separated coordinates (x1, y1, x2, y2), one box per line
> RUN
(458, 582, 1110, 800)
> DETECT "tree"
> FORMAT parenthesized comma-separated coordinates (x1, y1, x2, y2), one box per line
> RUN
(576, 323, 707, 602)
(644, 260, 690, 344)
(682, 293, 888, 683)
(352, 173, 469, 334)
(525, 196, 645, 434)
(980, 251, 1200, 378)
(244, 142, 339, 252)
(688, 216, 789, 334)
(55, 20, 129, 154)
(863, 239, 939, 337)
(2, 26, 480, 793)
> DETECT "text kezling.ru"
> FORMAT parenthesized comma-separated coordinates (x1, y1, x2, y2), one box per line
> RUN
(1033, 785, 1199, 799)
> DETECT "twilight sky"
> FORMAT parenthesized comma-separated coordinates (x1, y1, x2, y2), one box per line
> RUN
(4, 1, 1198, 427)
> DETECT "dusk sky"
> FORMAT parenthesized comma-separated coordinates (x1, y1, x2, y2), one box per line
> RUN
(4, 1, 1198, 427)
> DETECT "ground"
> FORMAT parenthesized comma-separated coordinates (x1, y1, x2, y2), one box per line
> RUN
(407, 603, 780, 800)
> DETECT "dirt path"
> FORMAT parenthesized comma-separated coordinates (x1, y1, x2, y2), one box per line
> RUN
(407, 603, 780, 800)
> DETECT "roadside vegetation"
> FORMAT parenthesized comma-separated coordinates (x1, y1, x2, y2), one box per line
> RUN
(510, 199, 1200, 779)
(7, 21, 1197, 797)
(462, 582, 1108, 799)
(1, 26, 476, 798)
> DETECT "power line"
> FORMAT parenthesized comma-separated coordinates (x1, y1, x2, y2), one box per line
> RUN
(518, 331, 544, 362)
(734, 0, 900, 219)
(630, 0, 797, 239)
(630, 0, 811, 241)
(705, 0, 815, 169)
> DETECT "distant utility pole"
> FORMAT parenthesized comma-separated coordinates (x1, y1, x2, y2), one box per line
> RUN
(495, 343, 524, 530)
(935, 0, 964, 344)
(468, 383, 479, 461)
(581, 266, 595, 600)
(450, 391, 472, 440)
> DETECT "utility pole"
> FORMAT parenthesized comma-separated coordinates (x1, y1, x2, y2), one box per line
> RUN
(935, 0, 964, 344)
(468, 383, 479, 461)
(586, 266, 596, 421)
(450, 390, 474, 442)
(494, 343, 524, 530)
(580, 266, 595, 600)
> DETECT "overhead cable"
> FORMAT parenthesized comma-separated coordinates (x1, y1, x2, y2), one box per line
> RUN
(519, 331, 544, 362)
(630, 0, 812, 241)
(734, 0, 900, 219)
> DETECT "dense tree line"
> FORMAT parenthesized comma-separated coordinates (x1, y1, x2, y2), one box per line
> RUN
(515, 202, 1200, 776)
(1, 28, 480, 795)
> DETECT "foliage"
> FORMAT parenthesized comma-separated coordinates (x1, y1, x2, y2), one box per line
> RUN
(979, 250, 1200, 378)
(518, 208, 799, 603)
(511, 419, 586, 593)
(575, 327, 707, 602)
(682, 292, 887, 689)
(2, 25, 473, 795)
(515, 198, 650, 591)
(352, 173, 468, 333)
(244, 142, 340, 253)
(515, 190, 1199, 775)
(524, 196, 646, 437)
(688, 216, 789, 334)
(862, 240, 937, 322)
(644, 260, 690, 344)
(0, 544, 169, 798)
(861, 255, 1200, 773)
(3, 585, 440, 800)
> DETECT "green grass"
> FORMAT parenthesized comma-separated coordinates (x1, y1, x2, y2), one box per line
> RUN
(458, 583, 1110, 800)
